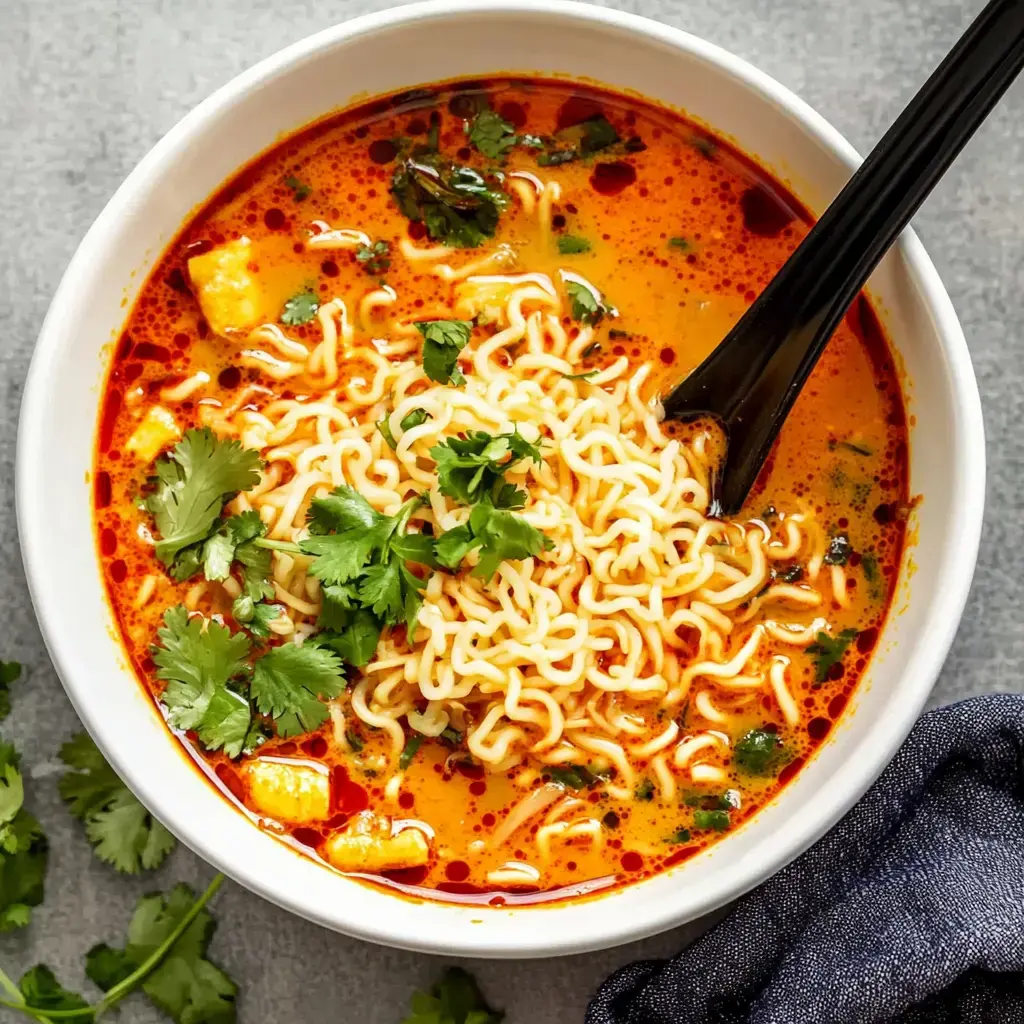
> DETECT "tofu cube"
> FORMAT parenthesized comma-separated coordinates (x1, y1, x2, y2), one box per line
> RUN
(243, 759, 330, 823)
(324, 823, 430, 873)
(125, 406, 180, 463)
(187, 237, 262, 337)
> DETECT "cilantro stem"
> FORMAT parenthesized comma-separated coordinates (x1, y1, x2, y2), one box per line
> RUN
(253, 538, 303, 554)
(0, 873, 226, 1021)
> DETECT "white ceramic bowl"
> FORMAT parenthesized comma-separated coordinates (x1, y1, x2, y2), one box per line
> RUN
(18, 0, 984, 957)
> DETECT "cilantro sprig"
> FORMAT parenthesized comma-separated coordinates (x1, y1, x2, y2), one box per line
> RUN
(0, 875, 234, 1024)
(416, 319, 473, 385)
(143, 430, 262, 570)
(59, 734, 175, 874)
(0, 741, 46, 933)
(402, 967, 502, 1024)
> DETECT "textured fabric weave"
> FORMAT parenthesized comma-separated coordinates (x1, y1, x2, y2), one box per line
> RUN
(587, 695, 1024, 1024)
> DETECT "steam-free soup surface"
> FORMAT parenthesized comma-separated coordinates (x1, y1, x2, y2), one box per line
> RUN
(94, 79, 907, 905)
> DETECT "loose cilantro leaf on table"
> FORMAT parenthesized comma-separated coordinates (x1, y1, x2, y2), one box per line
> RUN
(807, 628, 859, 683)
(143, 430, 263, 569)
(0, 661, 21, 721)
(566, 281, 607, 325)
(391, 156, 509, 248)
(280, 290, 319, 326)
(557, 235, 591, 255)
(355, 239, 392, 275)
(416, 319, 473, 385)
(734, 728, 791, 777)
(58, 733, 175, 874)
(250, 644, 346, 737)
(404, 967, 503, 1024)
(152, 607, 254, 758)
(0, 741, 46, 933)
(17, 966, 89, 1012)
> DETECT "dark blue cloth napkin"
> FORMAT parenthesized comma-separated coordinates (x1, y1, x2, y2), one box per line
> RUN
(587, 694, 1024, 1024)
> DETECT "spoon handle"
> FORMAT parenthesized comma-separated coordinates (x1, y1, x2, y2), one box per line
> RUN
(664, 0, 1024, 514)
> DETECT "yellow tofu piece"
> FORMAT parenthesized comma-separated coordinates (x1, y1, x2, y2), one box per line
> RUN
(243, 759, 330, 823)
(324, 826, 430, 873)
(187, 237, 262, 337)
(125, 406, 180, 463)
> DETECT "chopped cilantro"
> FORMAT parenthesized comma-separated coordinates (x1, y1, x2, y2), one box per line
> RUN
(668, 237, 691, 251)
(693, 809, 730, 831)
(143, 429, 263, 570)
(557, 235, 591, 255)
(734, 729, 790, 776)
(0, 661, 21, 721)
(401, 409, 433, 432)
(467, 108, 517, 160)
(634, 778, 655, 801)
(565, 281, 606, 325)
(824, 533, 853, 566)
(416, 319, 473, 385)
(808, 628, 859, 683)
(689, 134, 717, 159)
(58, 733, 175, 874)
(152, 606, 253, 757)
(284, 175, 312, 201)
(536, 115, 620, 166)
(440, 727, 463, 748)
(830, 438, 873, 456)
(403, 967, 502, 1024)
(280, 290, 319, 326)
(376, 416, 399, 450)
(581, 341, 602, 358)
(391, 156, 508, 248)
(560, 369, 599, 381)
(0, 741, 47, 932)
(548, 765, 599, 790)
(345, 729, 365, 753)
(399, 734, 423, 770)
(355, 239, 392, 275)
(666, 827, 691, 844)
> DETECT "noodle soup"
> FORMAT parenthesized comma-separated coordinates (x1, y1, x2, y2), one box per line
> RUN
(93, 79, 908, 904)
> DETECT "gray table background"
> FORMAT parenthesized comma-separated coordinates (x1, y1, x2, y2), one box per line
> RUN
(1, 0, 1020, 1020)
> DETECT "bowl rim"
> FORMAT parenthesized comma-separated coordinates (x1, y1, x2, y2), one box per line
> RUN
(17, 0, 985, 956)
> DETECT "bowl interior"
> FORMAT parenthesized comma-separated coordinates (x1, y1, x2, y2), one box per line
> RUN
(17, 0, 983, 957)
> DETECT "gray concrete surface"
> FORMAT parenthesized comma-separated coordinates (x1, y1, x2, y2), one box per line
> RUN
(0, 0, 1020, 1020)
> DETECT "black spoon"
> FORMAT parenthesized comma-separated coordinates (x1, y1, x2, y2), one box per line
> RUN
(663, 0, 1024, 515)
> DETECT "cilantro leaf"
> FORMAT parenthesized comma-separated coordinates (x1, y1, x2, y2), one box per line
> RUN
(355, 239, 392, 275)
(144, 429, 263, 567)
(59, 733, 176, 873)
(250, 644, 346, 737)
(824, 533, 853, 566)
(536, 115, 620, 167)
(152, 607, 253, 756)
(429, 430, 540, 507)
(85, 943, 135, 990)
(280, 290, 319, 326)
(0, 742, 46, 933)
(235, 601, 285, 638)
(0, 660, 21, 721)
(124, 883, 237, 1023)
(376, 416, 399, 450)
(560, 369, 598, 381)
(734, 728, 791, 776)
(548, 765, 599, 790)
(284, 175, 312, 201)
(403, 968, 502, 1024)
(635, 777, 655, 801)
(807, 628, 859, 683)
(399, 734, 423, 770)
(18, 965, 89, 1012)
(668, 237, 690, 251)
(693, 809, 730, 831)
(466, 502, 553, 581)
(557, 235, 591, 255)
(314, 608, 381, 669)
(467, 108, 517, 160)
(391, 157, 508, 248)
(416, 319, 473, 385)
(566, 281, 606, 325)
(666, 827, 692, 844)
(401, 409, 433, 431)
